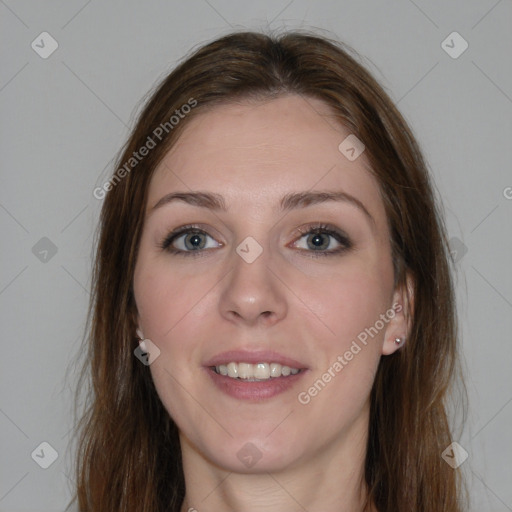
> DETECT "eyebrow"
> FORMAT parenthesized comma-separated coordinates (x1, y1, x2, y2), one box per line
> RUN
(151, 190, 375, 228)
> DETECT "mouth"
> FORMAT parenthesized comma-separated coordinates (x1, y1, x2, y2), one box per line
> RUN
(204, 351, 308, 401)
(211, 362, 303, 381)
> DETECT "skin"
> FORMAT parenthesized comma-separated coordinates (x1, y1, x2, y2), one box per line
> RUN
(133, 94, 411, 512)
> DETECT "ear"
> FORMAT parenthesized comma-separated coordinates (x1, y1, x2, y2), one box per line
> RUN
(381, 273, 414, 356)
(135, 326, 148, 352)
(133, 308, 144, 340)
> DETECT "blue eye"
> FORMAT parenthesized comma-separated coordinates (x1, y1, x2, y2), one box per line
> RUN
(160, 226, 221, 255)
(160, 223, 352, 257)
(291, 223, 352, 257)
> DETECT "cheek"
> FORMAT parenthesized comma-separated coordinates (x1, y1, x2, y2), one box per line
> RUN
(134, 252, 218, 343)
(327, 276, 378, 332)
(133, 255, 214, 428)
(293, 267, 388, 429)
(295, 258, 393, 352)
(292, 254, 393, 418)
(133, 252, 221, 408)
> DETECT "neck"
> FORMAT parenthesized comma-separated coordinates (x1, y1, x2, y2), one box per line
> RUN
(179, 408, 374, 512)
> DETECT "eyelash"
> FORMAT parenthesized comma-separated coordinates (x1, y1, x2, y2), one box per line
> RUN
(159, 223, 352, 258)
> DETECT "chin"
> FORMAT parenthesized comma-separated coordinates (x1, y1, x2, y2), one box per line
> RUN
(198, 432, 306, 474)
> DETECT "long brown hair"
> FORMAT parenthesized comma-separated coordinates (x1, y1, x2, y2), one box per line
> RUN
(71, 30, 467, 511)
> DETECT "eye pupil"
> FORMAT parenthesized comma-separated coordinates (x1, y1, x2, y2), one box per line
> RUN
(308, 233, 328, 250)
(185, 233, 205, 250)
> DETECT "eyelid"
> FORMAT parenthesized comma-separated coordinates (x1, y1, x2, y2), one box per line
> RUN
(159, 224, 222, 253)
(159, 222, 352, 257)
(289, 222, 352, 255)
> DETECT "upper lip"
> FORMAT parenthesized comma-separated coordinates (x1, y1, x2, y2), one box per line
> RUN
(204, 350, 308, 369)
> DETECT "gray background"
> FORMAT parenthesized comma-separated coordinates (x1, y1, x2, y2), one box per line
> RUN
(1, 1, 511, 511)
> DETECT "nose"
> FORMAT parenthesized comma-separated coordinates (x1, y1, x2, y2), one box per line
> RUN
(218, 242, 287, 327)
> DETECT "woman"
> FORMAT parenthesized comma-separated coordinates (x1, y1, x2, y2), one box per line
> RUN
(73, 31, 467, 511)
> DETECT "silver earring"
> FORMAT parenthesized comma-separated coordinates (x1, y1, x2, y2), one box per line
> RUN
(394, 337, 404, 345)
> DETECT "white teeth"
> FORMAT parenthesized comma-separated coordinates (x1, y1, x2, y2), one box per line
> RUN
(238, 362, 252, 379)
(213, 362, 301, 380)
(254, 363, 270, 379)
(227, 362, 238, 378)
(270, 363, 282, 377)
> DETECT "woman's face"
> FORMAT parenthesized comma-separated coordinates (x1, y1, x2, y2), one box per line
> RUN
(133, 94, 407, 473)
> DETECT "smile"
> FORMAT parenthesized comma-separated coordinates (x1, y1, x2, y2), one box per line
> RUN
(212, 362, 301, 380)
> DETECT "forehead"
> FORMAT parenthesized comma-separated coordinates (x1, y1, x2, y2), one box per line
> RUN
(148, 95, 385, 222)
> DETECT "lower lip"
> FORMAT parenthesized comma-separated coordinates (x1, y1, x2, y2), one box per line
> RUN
(205, 367, 308, 401)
